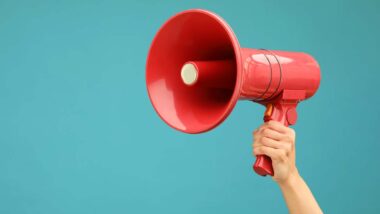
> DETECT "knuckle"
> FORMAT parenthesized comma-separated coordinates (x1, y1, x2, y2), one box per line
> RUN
(254, 147, 261, 154)
(252, 141, 259, 148)
(262, 128, 269, 136)
(254, 138, 260, 145)
(253, 140, 262, 148)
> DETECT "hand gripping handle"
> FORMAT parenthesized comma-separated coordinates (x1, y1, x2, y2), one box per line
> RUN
(253, 103, 298, 176)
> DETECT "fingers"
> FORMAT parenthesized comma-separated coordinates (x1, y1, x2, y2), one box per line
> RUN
(252, 136, 292, 153)
(260, 128, 284, 141)
(253, 146, 287, 162)
(253, 121, 296, 141)
(252, 121, 297, 180)
(261, 137, 291, 151)
(252, 121, 295, 157)
(264, 120, 292, 135)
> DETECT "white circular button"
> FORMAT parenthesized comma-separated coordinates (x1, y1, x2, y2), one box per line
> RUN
(181, 63, 198, 85)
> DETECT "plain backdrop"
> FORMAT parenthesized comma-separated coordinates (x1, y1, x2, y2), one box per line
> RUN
(1, 0, 379, 213)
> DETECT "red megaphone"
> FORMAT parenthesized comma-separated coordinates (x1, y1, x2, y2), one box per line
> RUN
(146, 9, 320, 176)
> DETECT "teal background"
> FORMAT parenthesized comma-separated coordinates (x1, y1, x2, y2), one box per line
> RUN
(1, 0, 379, 213)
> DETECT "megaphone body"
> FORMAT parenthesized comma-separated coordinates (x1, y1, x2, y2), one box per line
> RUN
(146, 9, 320, 176)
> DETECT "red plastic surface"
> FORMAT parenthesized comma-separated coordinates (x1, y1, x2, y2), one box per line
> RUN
(186, 60, 235, 89)
(146, 9, 321, 176)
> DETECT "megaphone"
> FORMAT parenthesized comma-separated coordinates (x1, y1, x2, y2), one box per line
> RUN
(146, 9, 320, 176)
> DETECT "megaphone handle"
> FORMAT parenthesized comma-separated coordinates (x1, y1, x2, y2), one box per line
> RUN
(254, 154, 274, 176)
(253, 103, 298, 176)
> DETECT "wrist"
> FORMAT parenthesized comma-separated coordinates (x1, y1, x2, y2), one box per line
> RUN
(277, 169, 302, 189)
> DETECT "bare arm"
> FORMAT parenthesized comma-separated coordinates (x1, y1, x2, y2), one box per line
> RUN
(252, 121, 323, 214)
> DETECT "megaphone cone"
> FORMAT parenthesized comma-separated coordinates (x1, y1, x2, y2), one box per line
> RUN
(146, 9, 320, 176)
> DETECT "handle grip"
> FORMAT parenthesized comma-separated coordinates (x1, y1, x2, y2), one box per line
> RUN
(253, 155, 274, 176)
(253, 102, 298, 176)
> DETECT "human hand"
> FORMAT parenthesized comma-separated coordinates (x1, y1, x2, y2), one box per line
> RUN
(252, 120, 299, 184)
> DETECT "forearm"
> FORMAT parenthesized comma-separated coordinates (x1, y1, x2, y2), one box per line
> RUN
(253, 122, 322, 213)
(278, 171, 323, 214)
